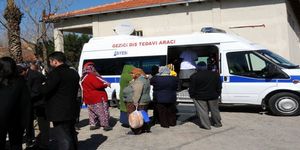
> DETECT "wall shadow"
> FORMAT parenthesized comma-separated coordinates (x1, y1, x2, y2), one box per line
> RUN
(78, 134, 108, 150)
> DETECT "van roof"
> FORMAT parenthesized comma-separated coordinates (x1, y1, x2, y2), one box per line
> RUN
(84, 32, 265, 51)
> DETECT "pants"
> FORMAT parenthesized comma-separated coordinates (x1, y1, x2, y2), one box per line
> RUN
(35, 105, 50, 148)
(52, 120, 78, 150)
(36, 116, 50, 149)
(119, 111, 129, 126)
(87, 102, 110, 127)
(156, 103, 177, 128)
(193, 99, 221, 129)
(25, 108, 35, 145)
(126, 103, 150, 134)
(0, 126, 24, 150)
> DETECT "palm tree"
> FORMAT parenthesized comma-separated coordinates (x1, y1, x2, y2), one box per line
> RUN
(4, 0, 23, 63)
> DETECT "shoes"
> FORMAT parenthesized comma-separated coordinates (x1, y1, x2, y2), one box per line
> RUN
(89, 125, 100, 130)
(103, 126, 113, 131)
(126, 131, 135, 135)
(213, 124, 223, 128)
(121, 124, 130, 128)
(145, 130, 151, 133)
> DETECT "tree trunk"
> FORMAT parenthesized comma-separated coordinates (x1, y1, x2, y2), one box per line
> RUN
(4, 0, 23, 63)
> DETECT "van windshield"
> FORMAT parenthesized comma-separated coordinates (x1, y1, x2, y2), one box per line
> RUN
(256, 50, 299, 69)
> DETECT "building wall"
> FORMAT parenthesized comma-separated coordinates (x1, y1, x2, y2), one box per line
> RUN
(286, 1, 300, 64)
(53, 0, 300, 64)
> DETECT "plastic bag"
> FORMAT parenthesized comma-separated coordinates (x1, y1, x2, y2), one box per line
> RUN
(128, 109, 144, 129)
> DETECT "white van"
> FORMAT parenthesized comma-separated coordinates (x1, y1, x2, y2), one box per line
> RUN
(78, 28, 300, 116)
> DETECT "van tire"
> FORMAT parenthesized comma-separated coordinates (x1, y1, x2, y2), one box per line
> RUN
(268, 92, 300, 116)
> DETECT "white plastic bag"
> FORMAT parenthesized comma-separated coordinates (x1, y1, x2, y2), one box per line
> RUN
(128, 108, 144, 129)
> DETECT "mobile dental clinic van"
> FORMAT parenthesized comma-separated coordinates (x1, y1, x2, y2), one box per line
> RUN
(78, 27, 300, 116)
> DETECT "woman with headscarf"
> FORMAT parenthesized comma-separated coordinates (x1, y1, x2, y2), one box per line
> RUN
(150, 66, 178, 128)
(81, 62, 112, 131)
(123, 68, 151, 135)
(119, 65, 135, 127)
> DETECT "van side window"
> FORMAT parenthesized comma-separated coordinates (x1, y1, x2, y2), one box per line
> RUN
(83, 56, 166, 75)
(227, 51, 268, 78)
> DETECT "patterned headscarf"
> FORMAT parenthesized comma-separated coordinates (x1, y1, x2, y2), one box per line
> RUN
(82, 62, 98, 76)
(157, 66, 170, 76)
(82, 62, 110, 84)
(131, 68, 145, 77)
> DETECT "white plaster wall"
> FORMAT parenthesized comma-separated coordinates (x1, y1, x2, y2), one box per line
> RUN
(286, 1, 300, 65)
(220, 0, 290, 58)
(94, 3, 215, 36)
(53, 0, 300, 60)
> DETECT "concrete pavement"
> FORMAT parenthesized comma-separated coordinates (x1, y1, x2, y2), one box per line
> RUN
(76, 104, 300, 150)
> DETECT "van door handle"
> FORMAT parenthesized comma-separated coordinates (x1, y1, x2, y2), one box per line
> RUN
(224, 76, 228, 82)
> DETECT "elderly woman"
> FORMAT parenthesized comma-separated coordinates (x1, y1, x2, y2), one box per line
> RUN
(119, 65, 135, 127)
(81, 62, 112, 131)
(123, 68, 151, 135)
(150, 66, 178, 128)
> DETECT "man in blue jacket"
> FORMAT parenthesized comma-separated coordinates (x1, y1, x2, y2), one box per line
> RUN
(189, 61, 222, 130)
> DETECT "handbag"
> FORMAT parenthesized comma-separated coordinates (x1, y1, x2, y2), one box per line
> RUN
(128, 106, 144, 129)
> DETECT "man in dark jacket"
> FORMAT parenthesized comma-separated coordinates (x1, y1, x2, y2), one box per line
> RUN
(42, 52, 80, 150)
(18, 62, 48, 149)
(189, 61, 222, 130)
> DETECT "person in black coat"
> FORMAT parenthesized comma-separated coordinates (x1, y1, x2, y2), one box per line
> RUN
(17, 62, 48, 148)
(41, 52, 80, 150)
(150, 66, 178, 128)
(189, 61, 222, 130)
(23, 62, 50, 149)
(0, 57, 31, 150)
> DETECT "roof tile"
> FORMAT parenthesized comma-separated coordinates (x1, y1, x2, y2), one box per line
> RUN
(48, 0, 182, 20)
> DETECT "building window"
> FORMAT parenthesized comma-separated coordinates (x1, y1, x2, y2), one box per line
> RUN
(131, 30, 143, 36)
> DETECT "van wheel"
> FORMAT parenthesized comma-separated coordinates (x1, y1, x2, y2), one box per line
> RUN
(268, 92, 300, 116)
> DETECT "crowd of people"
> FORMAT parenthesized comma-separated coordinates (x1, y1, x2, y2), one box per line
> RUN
(0, 51, 222, 150)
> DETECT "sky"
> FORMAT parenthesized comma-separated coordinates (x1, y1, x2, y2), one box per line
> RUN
(0, 0, 119, 44)
(65, 0, 119, 12)
(0, 0, 120, 13)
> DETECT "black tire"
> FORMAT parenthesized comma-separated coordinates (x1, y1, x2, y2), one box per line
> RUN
(268, 92, 300, 116)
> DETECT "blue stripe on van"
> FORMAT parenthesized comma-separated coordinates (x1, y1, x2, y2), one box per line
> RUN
(103, 77, 120, 83)
(228, 75, 300, 83)
(103, 75, 300, 83)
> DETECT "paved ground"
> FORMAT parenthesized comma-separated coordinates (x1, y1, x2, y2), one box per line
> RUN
(74, 104, 300, 150)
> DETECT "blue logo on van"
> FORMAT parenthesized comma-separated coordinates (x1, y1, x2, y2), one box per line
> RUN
(114, 50, 128, 56)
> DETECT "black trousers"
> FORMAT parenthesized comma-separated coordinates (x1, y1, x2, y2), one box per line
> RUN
(156, 103, 177, 128)
(52, 120, 78, 150)
(25, 108, 35, 145)
(35, 106, 50, 149)
(0, 125, 24, 150)
(36, 116, 50, 149)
